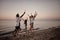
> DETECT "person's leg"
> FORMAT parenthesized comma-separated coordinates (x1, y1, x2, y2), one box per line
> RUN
(19, 23, 21, 30)
(15, 26, 18, 32)
(29, 23, 32, 30)
(13, 26, 18, 36)
(25, 24, 27, 30)
(31, 23, 33, 28)
(30, 23, 34, 30)
(25, 25, 27, 30)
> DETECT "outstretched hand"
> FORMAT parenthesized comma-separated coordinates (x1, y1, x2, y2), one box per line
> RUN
(34, 11, 37, 18)
(20, 11, 26, 18)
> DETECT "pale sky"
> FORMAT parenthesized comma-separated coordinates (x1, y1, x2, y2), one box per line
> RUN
(0, 0, 60, 19)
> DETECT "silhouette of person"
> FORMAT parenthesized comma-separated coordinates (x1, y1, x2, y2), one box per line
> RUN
(24, 18, 28, 30)
(15, 13, 20, 31)
(28, 11, 37, 30)
(15, 12, 25, 32)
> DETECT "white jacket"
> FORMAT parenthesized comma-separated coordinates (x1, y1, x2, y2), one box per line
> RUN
(16, 17, 21, 26)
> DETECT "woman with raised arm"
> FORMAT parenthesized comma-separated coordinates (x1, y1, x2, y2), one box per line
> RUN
(14, 12, 25, 34)
(28, 11, 37, 30)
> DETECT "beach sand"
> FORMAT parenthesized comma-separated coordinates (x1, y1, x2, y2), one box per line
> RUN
(0, 26, 60, 40)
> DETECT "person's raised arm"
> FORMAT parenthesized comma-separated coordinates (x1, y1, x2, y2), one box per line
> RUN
(34, 11, 37, 18)
(20, 12, 25, 18)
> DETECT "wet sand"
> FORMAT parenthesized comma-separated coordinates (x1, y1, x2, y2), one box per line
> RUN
(0, 26, 60, 40)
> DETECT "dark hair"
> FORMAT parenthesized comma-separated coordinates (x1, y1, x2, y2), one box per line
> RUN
(16, 13, 19, 17)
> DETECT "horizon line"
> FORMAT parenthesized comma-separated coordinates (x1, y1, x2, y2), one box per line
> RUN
(0, 19, 60, 21)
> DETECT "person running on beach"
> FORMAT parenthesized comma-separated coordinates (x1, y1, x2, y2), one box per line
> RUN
(24, 18, 28, 30)
(15, 12, 25, 33)
(28, 11, 37, 30)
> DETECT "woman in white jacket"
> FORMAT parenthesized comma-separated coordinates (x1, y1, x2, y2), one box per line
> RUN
(15, 12, 25, 33)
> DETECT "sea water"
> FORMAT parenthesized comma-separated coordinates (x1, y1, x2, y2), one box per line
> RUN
(0, 20, 60, 34)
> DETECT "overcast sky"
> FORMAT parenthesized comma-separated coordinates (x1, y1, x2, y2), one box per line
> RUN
(0, 0, 60, 19)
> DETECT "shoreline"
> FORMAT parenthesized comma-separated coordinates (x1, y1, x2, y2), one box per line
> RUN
(0, 26, 60, 40)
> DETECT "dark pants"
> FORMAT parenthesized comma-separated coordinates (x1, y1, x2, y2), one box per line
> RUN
(15, 23, 21, 31)
(15, 26, 20, 30)
(24, 20, 27, 30)
(25, 24, 27, 30)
